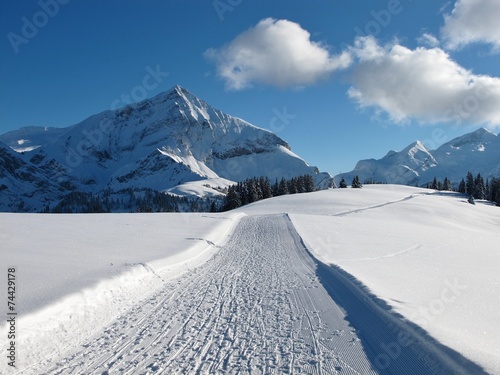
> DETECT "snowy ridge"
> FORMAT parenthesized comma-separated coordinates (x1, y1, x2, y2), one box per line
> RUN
(335, 127, 500, 186)
(0, 126, 72, 152)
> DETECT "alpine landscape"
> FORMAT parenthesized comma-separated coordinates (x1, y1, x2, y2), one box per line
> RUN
(1, 1, 500, 374)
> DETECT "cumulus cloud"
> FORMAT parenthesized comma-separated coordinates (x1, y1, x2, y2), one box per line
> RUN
(347, 37, 500, 127)
(205, 18, 352, 90)
(441, 0, 500, 51)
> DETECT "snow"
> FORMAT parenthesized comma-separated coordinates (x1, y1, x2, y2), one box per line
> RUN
(0, 212, 244, 373)
(165, 177, 233, 198)
(1, 184, 499, 374)
(238, 185, 500, 374)
(0, 126, 72, 152)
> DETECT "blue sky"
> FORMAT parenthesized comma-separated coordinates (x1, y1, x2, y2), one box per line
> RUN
(1, 0, 499, 174)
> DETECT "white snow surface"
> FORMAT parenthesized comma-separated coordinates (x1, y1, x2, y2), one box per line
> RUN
(165, 177, 233, 198)
(239, 185, 500, 374)
(0, 212, 243, 373)
(1, 185, 499, 374)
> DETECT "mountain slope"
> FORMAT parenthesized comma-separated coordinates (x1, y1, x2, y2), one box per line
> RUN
(0, 126, 73, 152)
(335, 128, 500, 186)
(428, 128, 500, 183)
(0, 141, 72, 211)
(335, 140, 438, 186)
(0, 85, 331, 212)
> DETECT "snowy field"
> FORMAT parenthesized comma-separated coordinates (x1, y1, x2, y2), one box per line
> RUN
(0, 212, 244, 373)
(1, 185, 499, 374)
(240, 185, 500, 374)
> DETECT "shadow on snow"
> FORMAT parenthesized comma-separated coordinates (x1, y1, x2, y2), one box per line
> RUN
(302, 247, 488, 374)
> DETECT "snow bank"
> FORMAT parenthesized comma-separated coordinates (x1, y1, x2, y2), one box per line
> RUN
(0, 212, 243, 373)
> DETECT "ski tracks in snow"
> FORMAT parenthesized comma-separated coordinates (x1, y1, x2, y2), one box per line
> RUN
(38, 214, 477, 375)
(42, 215, 375, 374)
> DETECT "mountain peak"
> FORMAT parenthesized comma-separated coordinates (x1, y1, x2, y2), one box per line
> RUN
(474, 127, 495, 136)
(405, 140, 427, 150)
(0, 85, 331, 211)
(441, 127, 497, 151)
(164, 84, 198, 103)
(169, 84, 190, 97)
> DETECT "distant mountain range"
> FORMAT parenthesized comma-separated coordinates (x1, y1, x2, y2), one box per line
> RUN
(335, 127, 500, 187)
(0, 85, 331, 212)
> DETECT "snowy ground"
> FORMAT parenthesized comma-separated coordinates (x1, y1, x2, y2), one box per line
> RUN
(0, 212, 243, 373)
(240, 185, 500, 374)
(1, 185, 499, 374)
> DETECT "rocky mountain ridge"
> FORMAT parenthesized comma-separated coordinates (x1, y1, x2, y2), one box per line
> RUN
(0, 85, 331, 212)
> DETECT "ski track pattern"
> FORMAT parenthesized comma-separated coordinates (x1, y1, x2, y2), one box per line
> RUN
(41, 215, 376, 375)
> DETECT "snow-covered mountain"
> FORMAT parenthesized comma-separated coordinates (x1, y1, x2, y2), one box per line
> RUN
(0, 85, 331, 212)
(335, 127, 500, 186)
(0, 141, 68, 211)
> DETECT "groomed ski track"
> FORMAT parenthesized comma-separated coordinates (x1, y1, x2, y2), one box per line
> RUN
(41, 214, 483, 374)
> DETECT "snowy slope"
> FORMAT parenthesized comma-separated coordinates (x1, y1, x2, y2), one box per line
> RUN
(336, 141, 437, 186)
(239, 185, 500, 374)
(0, 85, 331, 211)
(0, 142, 69, 211)
(428, 127, 500, 183)
(336, 128, 500, 186)
(0, 211, 244, 373)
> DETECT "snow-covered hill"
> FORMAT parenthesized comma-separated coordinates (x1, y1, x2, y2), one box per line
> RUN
(335, 128, 500, 186)
(0, 85, 331, 211)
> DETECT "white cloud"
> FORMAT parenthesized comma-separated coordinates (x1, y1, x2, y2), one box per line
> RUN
(205, 18, 352, 90)
(417, 33, 440, 48)
(441, 0, 500, 51)
(348, 37, 500, 127)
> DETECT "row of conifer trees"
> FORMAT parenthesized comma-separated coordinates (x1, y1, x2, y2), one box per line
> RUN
(427, 172, 500, 206)
(220, 175, 315, 211)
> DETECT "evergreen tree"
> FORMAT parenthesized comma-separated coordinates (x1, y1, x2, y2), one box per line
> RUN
(489, 178, 500, 206)
(351, 175, 362, 188)
(272, 178, 279, 197)
(339, 178, 347, 188)
(466, 172, 474, 195)
(247, 178, 259, 203)
(296, 175, 306, 193)
(260, 177, 273, 199)
(431, 177, 438, 190)
(473, 173, 485, 200)
(458, 178, 466, 193)
(221, 186, 241, 211)
(278, 177, 289, 195)
(210, 201, 218, 213)
(443, 177, 452, 191)
(304, 175, 315, 192)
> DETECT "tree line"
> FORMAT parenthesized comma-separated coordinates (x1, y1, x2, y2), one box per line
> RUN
(220, 175, 315, 211)
(427, 172, 500, 206)
(43, 188, 216, 213)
